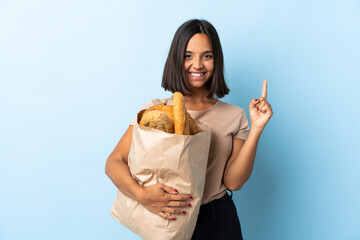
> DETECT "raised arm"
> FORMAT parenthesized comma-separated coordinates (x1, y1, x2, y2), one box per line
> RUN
(105, 125, 192, 220)
(223, 79, 273, 191)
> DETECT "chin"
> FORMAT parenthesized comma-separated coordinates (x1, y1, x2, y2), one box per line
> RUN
(189, 82, 208, 90)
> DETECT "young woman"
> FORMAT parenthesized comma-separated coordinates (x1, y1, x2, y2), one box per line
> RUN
(105, 19, 273, 240)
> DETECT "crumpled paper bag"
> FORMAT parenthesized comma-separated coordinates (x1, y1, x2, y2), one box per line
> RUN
(111, 120, 212, 240)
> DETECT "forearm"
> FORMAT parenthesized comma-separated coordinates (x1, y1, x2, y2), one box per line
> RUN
(105, 158, 143, 201)
(224, 127, 262, 190)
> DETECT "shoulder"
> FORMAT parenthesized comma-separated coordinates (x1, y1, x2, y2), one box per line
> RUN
(218, 101, 250, 139)
(216, 100, 247, 116)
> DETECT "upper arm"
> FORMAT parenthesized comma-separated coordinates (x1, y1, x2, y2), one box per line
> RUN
(106, 125, 134, 167)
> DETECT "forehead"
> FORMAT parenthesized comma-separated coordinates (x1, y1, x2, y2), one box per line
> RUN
(186, 33, 213, 51)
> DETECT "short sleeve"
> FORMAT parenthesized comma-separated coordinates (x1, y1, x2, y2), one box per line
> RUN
(233, 109, 250, 140)
(129, 99, 166, 125)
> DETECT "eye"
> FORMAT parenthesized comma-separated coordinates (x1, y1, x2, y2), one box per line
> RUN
(184, 54, 192, 59)
(203, 54, 213, 59)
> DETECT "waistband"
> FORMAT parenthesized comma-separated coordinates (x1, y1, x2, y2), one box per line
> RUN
(200, 190, 233, 210)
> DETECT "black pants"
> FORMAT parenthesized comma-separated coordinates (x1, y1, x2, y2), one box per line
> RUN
(191, 191, 244, 240)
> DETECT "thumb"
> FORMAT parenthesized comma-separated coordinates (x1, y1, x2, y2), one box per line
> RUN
(249, 99, 260, 110)
(162, 185, 179, 195)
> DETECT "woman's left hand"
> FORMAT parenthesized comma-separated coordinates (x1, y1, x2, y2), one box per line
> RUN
(249, 79, 273, 132)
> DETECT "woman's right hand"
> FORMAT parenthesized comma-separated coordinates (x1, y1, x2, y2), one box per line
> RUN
(137, 183, 192, 220)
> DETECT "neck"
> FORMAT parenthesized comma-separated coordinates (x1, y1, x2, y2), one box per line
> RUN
(183, 87, 216, 104)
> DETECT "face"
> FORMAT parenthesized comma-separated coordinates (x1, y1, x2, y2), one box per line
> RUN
(184, 33, 214, 89)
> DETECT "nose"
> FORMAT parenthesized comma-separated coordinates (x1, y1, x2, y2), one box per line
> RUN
(192, 57, 203, 69)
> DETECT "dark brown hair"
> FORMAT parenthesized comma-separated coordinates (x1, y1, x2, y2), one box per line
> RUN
(161, 19, 229, 98)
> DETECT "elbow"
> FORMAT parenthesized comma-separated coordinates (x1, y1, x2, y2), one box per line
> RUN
(105, 164, 109, 177)
(105, 166, 109, 176)
(105, 155, 127, 176)
(105, 157, 112, 176)
(226, 182, 244, 192)
(224, 176, 249, 191)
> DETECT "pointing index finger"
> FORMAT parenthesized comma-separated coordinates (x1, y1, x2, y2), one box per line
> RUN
(262, 79, 268, 100)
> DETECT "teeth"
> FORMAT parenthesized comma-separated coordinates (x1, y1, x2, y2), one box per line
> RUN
(191, 73, 204, 77)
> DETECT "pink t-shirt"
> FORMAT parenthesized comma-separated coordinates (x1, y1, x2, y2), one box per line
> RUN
(131, 97, 250, 204)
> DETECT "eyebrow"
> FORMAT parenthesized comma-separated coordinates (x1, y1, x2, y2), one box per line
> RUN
(185, 51, 213, 54)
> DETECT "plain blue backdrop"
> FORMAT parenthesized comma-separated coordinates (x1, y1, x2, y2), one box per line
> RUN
(1, 0, 359, 239)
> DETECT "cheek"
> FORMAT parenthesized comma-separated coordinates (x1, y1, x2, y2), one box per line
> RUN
(184, 61, 190, 70)
(206, 61, 214, 73)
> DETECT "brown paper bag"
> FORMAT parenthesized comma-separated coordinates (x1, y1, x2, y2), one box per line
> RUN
(111, 120, 212, 240)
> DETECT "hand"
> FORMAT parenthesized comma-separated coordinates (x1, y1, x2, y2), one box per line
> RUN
(249, 79, 273, 131)
(137, 183, 192, 220)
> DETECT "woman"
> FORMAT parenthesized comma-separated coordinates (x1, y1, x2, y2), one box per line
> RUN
(105, 19, 273, 239)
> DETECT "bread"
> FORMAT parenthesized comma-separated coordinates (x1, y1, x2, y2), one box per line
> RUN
(139, 92, 198, 135)
(143, 104, 174, 123)
(173, 92, 187, 135)
(139, 110, 174, 133)
(186, 112, 199, 135)
(173, 92, 198, 135)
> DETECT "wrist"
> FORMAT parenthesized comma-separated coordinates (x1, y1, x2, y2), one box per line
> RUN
(250, 125, 263, 136)
(133, 184, 145, 203)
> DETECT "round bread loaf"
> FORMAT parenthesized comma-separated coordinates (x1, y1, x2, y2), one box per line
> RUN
(139, 110, 174, 133)
(142, 104, 174, 122)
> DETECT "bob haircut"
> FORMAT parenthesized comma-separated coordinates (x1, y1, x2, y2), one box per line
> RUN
(162, 19, 230, 98)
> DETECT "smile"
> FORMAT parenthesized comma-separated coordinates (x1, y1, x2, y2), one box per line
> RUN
(190, 72, 205, 77)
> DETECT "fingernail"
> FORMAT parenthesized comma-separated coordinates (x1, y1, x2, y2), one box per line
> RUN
(172, 217, 176, 221)
(188, 203, 192, 207)
(182, 211, 186, 215)
(255, 99, 259, 101)
(174, 189, 178, 193)
(190, 196, 193, 200)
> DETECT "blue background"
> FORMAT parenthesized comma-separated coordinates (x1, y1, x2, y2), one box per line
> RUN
(1, 0, 359, 239)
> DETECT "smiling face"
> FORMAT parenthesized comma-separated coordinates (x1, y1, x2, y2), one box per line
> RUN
(184, 33, 214, 90)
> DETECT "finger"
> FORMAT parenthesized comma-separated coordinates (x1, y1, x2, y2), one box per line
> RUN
(258, 96, 266, 102)
(167, 201, 191, 208)
(158, 211, 176, 221)
(262, 79, 268, 100)
(257, 100, 267, 110)
(259, 103, 272, 114)
(162, 185, 179, 195)
(259, 107, 267, 114)
(169, 194, 193, 201)
(163, 207, 185, 215)
(264, 104, 273, 115)
(249, 99, 260, 110)
(269, 107, 273, 116)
